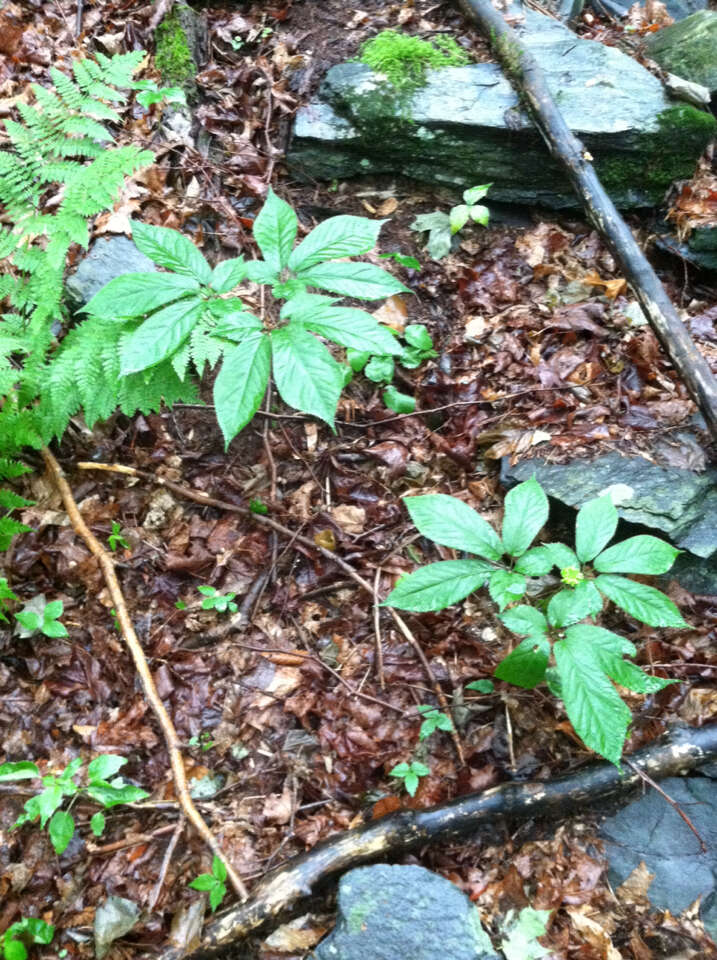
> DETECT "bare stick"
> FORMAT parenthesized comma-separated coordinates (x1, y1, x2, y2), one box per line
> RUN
(43, 449, 248, 900)
(373, 567, 385, 690)
(149, 815, 186, 910)
(454, 0, 717, 441)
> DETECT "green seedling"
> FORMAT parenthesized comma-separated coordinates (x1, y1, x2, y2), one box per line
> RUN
(389, 760, 430, 796)
(107, 521, 129, 552)
(188, 732, 215, 752)
(1, 918, 54, 960)
(348, 323, 437, 413)
(410, 184, 491, 260)
(198, 585, 238, 614)
(189, 855, 227, 912)
(15, 597, 68, 639)
(417, 706, 453, 741)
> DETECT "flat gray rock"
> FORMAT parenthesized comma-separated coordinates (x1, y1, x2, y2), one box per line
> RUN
(647, 10, 717, 94)
(65, 236, 156, 307)
(314, 864, 499, 960)
(289, 8, 716, 209)
(600, 774, 717, 938)
(501, 452, 717, 559)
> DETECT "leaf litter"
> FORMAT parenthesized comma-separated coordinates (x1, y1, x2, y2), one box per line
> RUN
(0, 0, 716, 958)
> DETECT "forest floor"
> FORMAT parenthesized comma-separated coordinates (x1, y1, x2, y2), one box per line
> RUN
(1, 0, 717, 957)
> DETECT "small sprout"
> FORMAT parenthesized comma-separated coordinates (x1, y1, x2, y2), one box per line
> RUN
(417, 706, 453, 741)
(15, 597, 68, 639)
(175, 599, 187, 610)
(189, 855, 227, 912)
(90, 812, 106, 837)
(107, 522, 130, 552)
(379, 251, 421, 270)
(466, 679, 495, 694)
(389, 760, 430, 796)
(189, 732, 215, 752)
(560, 566, 584, 587)
(249, 498, 269, 515)
(197, 586, 238, 614)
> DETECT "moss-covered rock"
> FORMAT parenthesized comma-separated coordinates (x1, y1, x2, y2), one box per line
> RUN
(647, 11, 717, 94)
(155, 3, 198, 93)
(289, 10, 716, 209)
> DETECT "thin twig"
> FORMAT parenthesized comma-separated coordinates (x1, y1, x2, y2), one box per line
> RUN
(76, 460, 465, 763)
(149, 815, 186, 910)
(373, 567, 385, 690)
(624, 758, 707, 852)
(43, 449, 248, 900)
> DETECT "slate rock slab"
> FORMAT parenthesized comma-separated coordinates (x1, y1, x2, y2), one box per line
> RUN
(289, 8, 716, 209)
(65, 235, 155, 307)
(647, 10, 717, 95)
(314, 864, 499, 960)
(600, 774, 717, 937)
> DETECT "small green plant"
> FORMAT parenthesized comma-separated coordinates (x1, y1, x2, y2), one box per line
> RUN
(1, 754, 149, 854)
(15, 597, 68, 639)
(133, 80, 186, 109)
(389, 760, 430, 796)
(417, 706, 453, 741)
(1, 918, 54, 960)
(107, 521, 130, 552)
(188, 732, 215, 752)
(249, 498, 269, 515)
(81, 189, 408, 446)
(385, 479, 685, 764)
(198, 585, 238, 614)
(348, 323, 437, 413)
(466, 679, 494, 694)
(0, 578, 19, 622)
(189, 855, 227, 912)
(410, 184, 491, 260)
(358, 29, 470, 92)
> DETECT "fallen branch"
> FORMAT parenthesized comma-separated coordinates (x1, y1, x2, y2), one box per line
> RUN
(76, 461, 466, 762)
(453, 0, 717, 442)
(153, 722, 717, 960)
(41, 448, 248, 901)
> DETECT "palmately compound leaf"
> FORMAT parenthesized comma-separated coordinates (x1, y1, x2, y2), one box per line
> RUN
(553, 632, 632, 765)
(501, 477, 549, 558)
(271, 324, 345, 427)
(514, 546, 555, 576)
(547, 580, 602, 628)
(286, 296, 402, 356)
(252, 187, 298, 272)
(403, 494, 504, 561)
(488, 569, 527, 612)
(120, 297, 205, 374)
(288, 215, 386, 272)
(295, 261, 409, 300)
(566, 624, 675, 695)
(131, 220, 211, 284)
(499, 605, 548, 637)
(495, 635, 550, 689)
(594, 535, 680, 575)
(575, 495, 617, 563)
(81, 272, 200, 318)
(210, 257, 248, 293)
(384, 559, 493, 612)
(595, 575, 686, 628)
(213, 333, 271, 447)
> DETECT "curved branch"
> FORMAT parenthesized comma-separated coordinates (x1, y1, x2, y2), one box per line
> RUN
(41, 448, 248, 900)
(454, 0, 717, 441)
(156, 722, 717, 960)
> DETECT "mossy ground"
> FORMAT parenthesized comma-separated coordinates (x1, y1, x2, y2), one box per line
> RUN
(155, 5, 196, 87)
(357, 29, 470, 92)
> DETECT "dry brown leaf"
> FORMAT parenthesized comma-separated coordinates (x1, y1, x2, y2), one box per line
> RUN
(465, 315, 488, 339)
(263, 785, 293, 824)
(566, 907, 622, 959)
(616, 861, 655, 907)
(376, 196, 398, 216)
(584, 271, 627, 299)
(678, 686, 717, 724)
(373, 294, 408, 332)
(330, 505, 366, 534)
(263, 917, 328, 952)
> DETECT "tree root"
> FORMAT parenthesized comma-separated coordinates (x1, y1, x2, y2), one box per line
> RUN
(153, 722, 717, 960)
(41, 448, 248, 900)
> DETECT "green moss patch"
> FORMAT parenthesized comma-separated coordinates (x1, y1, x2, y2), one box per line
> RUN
(155, 6, 196, 87)
(358, 30, 470, 93)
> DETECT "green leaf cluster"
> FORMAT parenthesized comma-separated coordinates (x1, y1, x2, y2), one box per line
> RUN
(81, 189, 408, 446)
(2, 754, 149, 855)
(198, 585, 238, 614)
(1, 918, 54, 960)
(348, 323, 436, 413)
(389, 760, 430, 796)
(189, 855, 227, 912)
(357, 29, 470, 92)
(410, 184, 491, 260)
(417, 706, 453, 740)
(385, 480, 685, 763)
